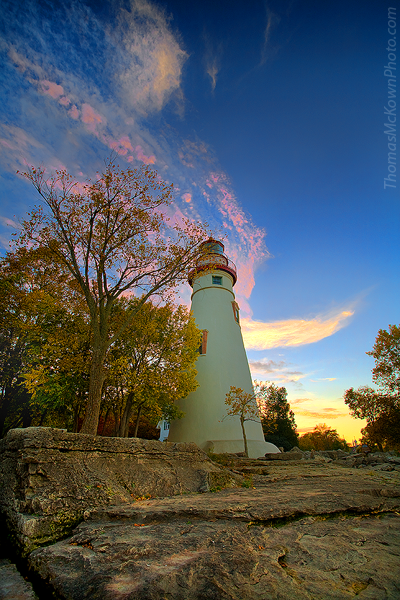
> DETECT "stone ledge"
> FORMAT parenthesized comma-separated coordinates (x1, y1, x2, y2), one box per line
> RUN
(0, 427, 242, 556)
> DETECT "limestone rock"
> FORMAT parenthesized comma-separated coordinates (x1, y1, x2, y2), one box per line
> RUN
(0, 427, 241, 556)
(0, 560, 38, 599)
(28, 482, 400, 599)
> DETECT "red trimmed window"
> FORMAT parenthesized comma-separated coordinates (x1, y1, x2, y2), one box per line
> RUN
(231, 301, 240, 324)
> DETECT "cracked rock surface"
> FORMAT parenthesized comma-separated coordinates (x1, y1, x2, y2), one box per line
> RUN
(28, 463, 400, 599)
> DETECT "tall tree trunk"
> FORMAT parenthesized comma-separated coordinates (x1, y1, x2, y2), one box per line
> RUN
(133, 404, 143, 438)
(240, 415, 248, 457)
(118, 392, 135, 437)
(80, 347, 106, 435)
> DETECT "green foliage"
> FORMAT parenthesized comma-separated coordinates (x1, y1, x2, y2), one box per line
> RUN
(0, 248, 87, 436)
(360, 408, 400, 451)
(102, 297, 201, 437)
(367, 324, 400, 396)
(344, 324, 400, 451)
(256, 382, 298, 450)
(241, 477, 254, 489)
(298, 424, 349, 451)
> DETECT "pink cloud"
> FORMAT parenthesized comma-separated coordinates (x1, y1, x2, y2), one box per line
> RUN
(135, 145, 156, 165)
(40, 80, 64, 99)
(59, 96, 70, 107)
(119, 136, 133, 151)
(109, 136, 134, 156)
(235, 262, 255, 299)
(68, 105, 80, 120)
(178, 150, 194, 168)
(0, 140, 14, 149)
(81, 104, 106, 134)
(182, 193, 192, 203)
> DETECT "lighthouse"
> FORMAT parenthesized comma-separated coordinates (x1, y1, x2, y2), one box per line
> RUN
(168, 239, 279, 458)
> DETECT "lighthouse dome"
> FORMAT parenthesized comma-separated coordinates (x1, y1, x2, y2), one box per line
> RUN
(189, 238, 237, 286)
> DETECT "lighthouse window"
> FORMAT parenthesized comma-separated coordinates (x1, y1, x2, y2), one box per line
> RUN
(231, 301, 240, 324)
(212, 275, 222, 285)
(199, 330, 208, 354)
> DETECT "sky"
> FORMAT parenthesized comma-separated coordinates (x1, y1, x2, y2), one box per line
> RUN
(0, 0, 399, 443)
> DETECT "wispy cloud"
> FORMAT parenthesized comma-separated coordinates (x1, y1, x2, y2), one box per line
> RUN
(242, 308, 354, 349)
(203, 32, 222, 93)
(206, 57, 220, 93)
(260, 7, 281, 65)
(0, 215, 20, 230)
(249, 358, 306, 383)
(290, 398, 350, 424)
(294, 406, 349, 420)
(112, 0, 188, 114)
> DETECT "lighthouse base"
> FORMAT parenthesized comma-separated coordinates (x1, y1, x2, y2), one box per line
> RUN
(203, 439, 280, 459)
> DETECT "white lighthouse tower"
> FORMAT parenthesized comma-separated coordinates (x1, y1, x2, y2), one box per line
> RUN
(168, 239, 279, 458)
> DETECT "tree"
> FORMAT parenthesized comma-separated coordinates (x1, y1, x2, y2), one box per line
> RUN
(23, 308, 91, 432)
(344, 325, 400, 450)
(0, 248, 78, 434)
(18, 160, 210, 434)
(103, 298, 201, 437)
(359, 408, 400, 451)
(225, 386, 260, 457)
(367, 325, 400, 396)
(298, 424, 348, 451)
(257, 383, 298, 450)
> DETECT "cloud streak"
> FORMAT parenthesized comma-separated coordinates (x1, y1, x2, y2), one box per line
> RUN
(242, 308, 354, 349)
(249, 358, 306, 383)
(294, 406, 349, 420)
(260, 8, 281, 65)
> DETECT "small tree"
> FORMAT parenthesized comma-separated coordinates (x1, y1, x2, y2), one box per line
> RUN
(225, 386, 260, 457)
(298, 424, 348, 451)
(18, 160, 210, 435)
(257, 382, 298, 450)
(344, 324, 400, 450)
(367, 324, 400, 396)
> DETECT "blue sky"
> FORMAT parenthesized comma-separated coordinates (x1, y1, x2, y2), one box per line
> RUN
(0, 0, 399, 441)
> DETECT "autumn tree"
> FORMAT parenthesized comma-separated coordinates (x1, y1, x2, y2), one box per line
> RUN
(225, 386, 261, 457)
(18, 160, 210, 435)
(102, 298, 201, 437)
(367, 325, 400, 395)
(0, 247, 87, 435)
(23, 308, 91, 432)
(0, 256, 33, 435)
(298, 424, 348, 451)
(257, 383, 298, 450)
(344, 325, 400, 450)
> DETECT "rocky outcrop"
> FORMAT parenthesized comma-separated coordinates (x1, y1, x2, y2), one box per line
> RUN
(0, 428, 241, 557)
(28, 463, 400, 599)
(2, 429, 400, 599)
